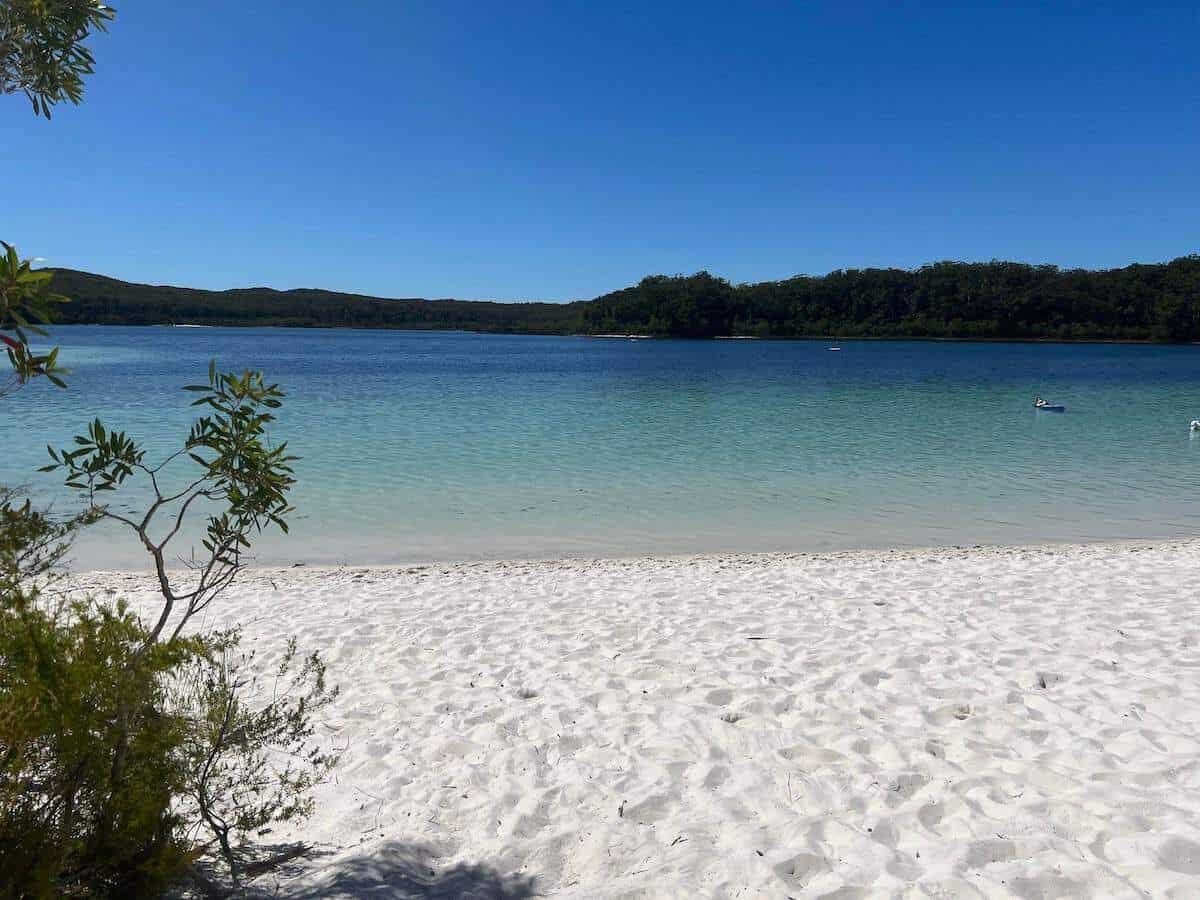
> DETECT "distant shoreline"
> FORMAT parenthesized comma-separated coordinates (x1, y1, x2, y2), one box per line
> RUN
(53, 321, 1198, 347)
(44, 254, 1200, 345)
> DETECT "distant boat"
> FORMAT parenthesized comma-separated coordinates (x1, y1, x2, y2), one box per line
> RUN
(1034, 396, 1065, 412)
(1191, 419, 1200, 432)
(827, 346, 841, 351)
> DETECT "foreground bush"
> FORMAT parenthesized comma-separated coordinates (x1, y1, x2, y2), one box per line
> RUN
(1, 589, 338, 897)
(0, 359, 338, 897)
(0, 589, 197, 897)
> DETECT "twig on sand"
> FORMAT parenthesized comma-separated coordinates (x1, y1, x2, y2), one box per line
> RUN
(242, 843, 312, 878)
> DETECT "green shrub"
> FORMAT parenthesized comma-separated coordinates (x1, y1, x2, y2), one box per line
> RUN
(181, 632, 338, 886)
(0, 591, 199, 898)
(1, 357, 337, 896)
(1, 556, 338, 898)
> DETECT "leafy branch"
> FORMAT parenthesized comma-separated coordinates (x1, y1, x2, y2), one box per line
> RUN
(44, 363, 296, 654)
(0, 0, 116, 118)
(0, 241, 69, 395)
(180, 633, 339, 886)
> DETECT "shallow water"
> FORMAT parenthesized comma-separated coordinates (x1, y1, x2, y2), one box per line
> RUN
(3, 326, 1198, 567)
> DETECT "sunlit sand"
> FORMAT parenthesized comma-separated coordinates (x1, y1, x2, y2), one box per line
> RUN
(75, 539, 1200, 897)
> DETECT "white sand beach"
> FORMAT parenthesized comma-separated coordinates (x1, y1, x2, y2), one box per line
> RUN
(74, 540, 1200, 898)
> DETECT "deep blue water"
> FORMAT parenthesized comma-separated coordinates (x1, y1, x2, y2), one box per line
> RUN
(3, 326, 1198, 568)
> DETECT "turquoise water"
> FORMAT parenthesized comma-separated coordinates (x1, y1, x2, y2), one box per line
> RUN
(3, 326, 1198, 568)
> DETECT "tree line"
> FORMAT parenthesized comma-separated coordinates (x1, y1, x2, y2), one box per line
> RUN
(49, 254, 1200, 342)
(583, 256, 1200, 341)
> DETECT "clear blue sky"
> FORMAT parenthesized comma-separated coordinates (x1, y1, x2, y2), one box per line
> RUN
(4, 1, 1197, 301)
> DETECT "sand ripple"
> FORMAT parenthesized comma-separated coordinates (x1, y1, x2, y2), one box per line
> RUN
(77, 540, 1200, 898)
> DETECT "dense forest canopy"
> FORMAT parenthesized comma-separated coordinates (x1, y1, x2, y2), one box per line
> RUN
(47, 254, 1200, 342)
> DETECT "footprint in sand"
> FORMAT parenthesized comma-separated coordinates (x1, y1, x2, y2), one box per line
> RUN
(703, 765, 729, 789)
(917, 801, 944, 831)
(1034, 671, 1066, 689)
(705, 688, 734, 706)
(773, 852, 827, 889)
(859, 669, 892, 687)
(1158, 837, 1200, 875)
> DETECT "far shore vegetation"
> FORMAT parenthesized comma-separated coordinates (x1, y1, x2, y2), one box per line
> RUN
(48, 253, 1200, 342)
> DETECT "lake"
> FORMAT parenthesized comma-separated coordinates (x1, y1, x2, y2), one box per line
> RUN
(3, 326, 1198, 568)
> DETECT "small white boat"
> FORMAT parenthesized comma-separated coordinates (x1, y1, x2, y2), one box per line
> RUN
(1034, 397, 1065, 412)
(1190, 420, 1200, 432)
(827, 346, 841, 352)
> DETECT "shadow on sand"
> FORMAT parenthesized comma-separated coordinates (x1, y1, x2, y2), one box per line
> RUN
(236, 839, 539, 899)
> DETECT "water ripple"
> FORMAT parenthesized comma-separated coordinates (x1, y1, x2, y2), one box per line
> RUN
(4, 327, 1199, 567)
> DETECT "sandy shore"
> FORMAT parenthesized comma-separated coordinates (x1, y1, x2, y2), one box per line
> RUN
(73, 540, 1200, 898)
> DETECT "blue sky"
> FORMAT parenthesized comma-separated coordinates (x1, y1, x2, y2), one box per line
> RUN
(4, 1, 1197, 300)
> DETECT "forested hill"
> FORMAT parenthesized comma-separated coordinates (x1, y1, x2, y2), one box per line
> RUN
(47, 269, 588, 334)
(48, 255, 1200, 342)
